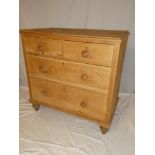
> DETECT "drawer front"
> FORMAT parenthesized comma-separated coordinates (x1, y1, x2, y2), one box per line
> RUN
(27, 55, 111, 93)
(30, 77, 107, 121)
(64, 41, 114, 67)
(23, 36, 62, 57)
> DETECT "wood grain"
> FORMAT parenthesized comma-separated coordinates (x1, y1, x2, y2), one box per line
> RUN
(23, 36, 62, 57)
(30, 77, 107, 121)
(20, 28, 129, 133)
(63, 41, 114, 67)
(27, 55, 111, 93)
(20, 28, 129, 39)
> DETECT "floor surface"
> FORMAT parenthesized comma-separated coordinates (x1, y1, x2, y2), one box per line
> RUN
(20, 87, 135, 155)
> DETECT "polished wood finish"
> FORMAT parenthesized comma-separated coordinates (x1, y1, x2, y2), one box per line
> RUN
(30, 77, 107, 121)
(20, 28, 129, 39)
(23, 36, 62, 57)
(27, 55, 111, 93)
(20, 28, 129, 134)
(63, 41, 114, 67)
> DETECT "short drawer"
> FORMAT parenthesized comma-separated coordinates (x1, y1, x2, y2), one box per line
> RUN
(23, 36, 62, 57)
(27, 55, 111, 93)
(63, 41, 114, 67)
(30, 77, 107, 121)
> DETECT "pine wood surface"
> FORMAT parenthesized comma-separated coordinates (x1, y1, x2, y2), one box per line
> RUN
(20, 28, 129, 134)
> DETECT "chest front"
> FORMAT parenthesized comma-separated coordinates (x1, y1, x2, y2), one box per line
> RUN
(20, 28, 129, 134)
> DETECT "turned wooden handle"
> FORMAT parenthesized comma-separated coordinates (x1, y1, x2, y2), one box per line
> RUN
(80, 101, 87, 108)
(37, 44, 45, 53)
(81, 49, 89, 58)
(41, 90, 48, 96)
(81, 73, 88, 81)
(39, 65, 48, 73)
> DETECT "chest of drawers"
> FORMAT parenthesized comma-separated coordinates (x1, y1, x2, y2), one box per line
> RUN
(20, 28, 129, 134)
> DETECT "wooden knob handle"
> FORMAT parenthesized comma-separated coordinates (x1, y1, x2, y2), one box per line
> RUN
(81, 73, 88, 81)
(37, 44, 44, 53)
(81, 49, 89, 58)
(39, 65, 48, 73)
(41, 90, 48, 96)
(80, 101, 87, 108)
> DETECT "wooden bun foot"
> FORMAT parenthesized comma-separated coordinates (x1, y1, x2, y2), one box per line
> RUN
(100, 126, 109, 134)
(32, 104, 40, 111)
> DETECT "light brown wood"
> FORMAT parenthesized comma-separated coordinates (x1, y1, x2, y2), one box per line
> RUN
(20, 28, 129, 134)
(63, 41, 114, 67)
(30, 77, 107, 121)
(27, 55, 111, 93)
(23, 35, 62, 57)
(20, 28, 129, 39)
(104, 36, 129, 127)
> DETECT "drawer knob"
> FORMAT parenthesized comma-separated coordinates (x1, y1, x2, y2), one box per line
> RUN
(81, 73, 88, 81)
(39, 65, 48, 73)
(81, 49, 89, 58)
(41, 90, 48, 96)
(80, 101, 87, 108)
(37, 44, 45, 53)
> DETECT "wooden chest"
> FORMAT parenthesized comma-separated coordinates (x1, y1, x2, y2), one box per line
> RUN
(20, 28, 129, 134)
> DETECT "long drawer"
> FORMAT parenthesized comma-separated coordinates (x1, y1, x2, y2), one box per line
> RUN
(30, 77, 107, 121)
(63, 41, 114, 67)
(27, 55, 111, 93)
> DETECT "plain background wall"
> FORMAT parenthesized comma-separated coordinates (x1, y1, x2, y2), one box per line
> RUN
(19, 0, 135, 93)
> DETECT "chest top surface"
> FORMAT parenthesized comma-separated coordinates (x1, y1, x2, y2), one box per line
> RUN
(20, 28, 129, 39)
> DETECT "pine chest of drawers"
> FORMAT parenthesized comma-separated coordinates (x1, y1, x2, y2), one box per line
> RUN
(20, 28, 129, 134)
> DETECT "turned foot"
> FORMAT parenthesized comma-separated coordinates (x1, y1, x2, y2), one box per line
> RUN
(100, 126, 109, 134)
(32, 104, 40, 111)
